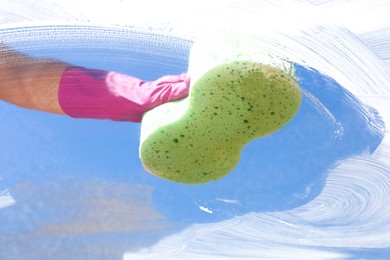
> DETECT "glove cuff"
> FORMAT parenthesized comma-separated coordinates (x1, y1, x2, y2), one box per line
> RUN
(58, 67, 145, 122)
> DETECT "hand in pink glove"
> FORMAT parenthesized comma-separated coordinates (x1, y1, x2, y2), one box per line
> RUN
(58, 67, 190, 122)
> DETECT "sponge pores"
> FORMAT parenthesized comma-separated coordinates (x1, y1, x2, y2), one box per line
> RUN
(139, 61, 301, 184)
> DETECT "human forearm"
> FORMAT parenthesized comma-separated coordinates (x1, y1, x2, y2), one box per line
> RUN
(0, 44, 69, 114)
(0, 43, 190, 122)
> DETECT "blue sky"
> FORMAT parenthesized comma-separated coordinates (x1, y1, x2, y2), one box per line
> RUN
(6, 25, 384, 224)
(1, 2, 390, 259)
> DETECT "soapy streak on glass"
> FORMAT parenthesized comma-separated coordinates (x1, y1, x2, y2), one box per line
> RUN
(0, 0, 389, 259)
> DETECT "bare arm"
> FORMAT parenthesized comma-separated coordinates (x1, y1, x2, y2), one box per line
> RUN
(0, 43, 69, 114)
(0, 43, 190, 122)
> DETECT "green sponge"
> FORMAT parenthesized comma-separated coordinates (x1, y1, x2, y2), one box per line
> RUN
(139, 61, 301, 184)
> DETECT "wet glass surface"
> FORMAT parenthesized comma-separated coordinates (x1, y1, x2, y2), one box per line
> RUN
(0, 2, 389, 259)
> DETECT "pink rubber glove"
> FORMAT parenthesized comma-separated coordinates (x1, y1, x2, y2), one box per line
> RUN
(58, 67, 190, 122)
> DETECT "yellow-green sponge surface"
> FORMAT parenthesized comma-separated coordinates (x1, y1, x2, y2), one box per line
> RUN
(140, 61, 301, 184)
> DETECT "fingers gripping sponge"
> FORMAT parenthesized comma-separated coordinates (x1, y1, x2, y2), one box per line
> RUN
(139, 61, 301, 184)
